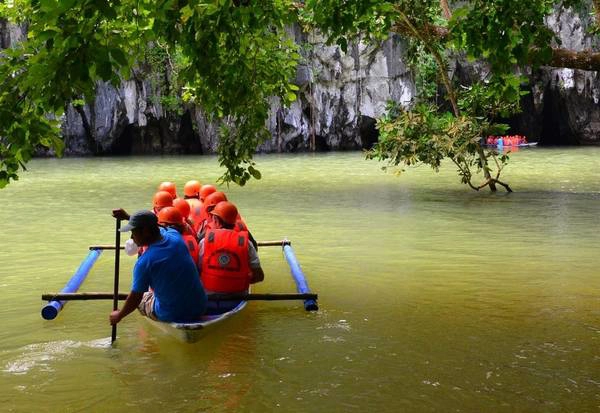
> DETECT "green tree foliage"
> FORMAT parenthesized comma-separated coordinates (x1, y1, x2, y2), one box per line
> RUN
(0, 0, 300, 187)
(0, 0, 596, 189)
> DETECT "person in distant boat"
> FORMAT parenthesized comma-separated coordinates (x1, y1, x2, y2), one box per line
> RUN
(109, 209, 207, 325)
(157, 206, 200, 265)
(199, 202, 264, 314)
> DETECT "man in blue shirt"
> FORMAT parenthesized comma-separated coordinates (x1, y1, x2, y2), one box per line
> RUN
(109, 209, 207, 325)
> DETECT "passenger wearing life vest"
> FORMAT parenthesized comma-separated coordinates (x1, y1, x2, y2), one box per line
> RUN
(126, 192, 178, 258)
(184, 180, 203, 230)
(200, 184, 217, 202)
(157, 207, 200, 265)
(173, 197, 195, 236)
(196, 193, 258, 250)
(152, 191, 174, 215)
(196, 191, 228, 235)
(158, 181, 178, 201)
(137, 191, 176, 256)
(199, 202, 264, 314)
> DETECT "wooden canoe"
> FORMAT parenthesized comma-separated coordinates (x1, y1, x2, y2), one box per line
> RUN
(143, 299, 247, 343)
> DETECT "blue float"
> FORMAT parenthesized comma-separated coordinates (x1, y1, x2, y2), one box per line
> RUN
(283, 244, 318, 311)
(41, 249, 102, 320)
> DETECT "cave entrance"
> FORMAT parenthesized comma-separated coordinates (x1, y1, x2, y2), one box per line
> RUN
(111, 124, 137, 155)
(359, 115, 379, 149)
(540, 83, 578, 145)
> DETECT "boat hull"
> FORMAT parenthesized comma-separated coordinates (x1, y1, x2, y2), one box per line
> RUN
(144, 300, 247, 343)
(483, 142, 538, 148)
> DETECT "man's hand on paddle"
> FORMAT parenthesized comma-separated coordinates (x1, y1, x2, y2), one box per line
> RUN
(112, 209, 130, 221)
(109, 310, 121, 325)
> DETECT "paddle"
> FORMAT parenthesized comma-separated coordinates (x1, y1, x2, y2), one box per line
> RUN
(111, 218, 121, 343)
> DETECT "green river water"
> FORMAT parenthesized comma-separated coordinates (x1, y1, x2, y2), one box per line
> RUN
(0, 148, 599, 412)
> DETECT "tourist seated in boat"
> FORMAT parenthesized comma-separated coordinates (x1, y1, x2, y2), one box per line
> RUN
(183, 180, 203, 227)
(198, 201, 264, 315)
(157, 206, 200, 264)
(158, 181, 178, 201)
(196, 191, 228, 235)
(173, 197, 196, 235)
(200, 184, 217, 202)
(197, 193, 259, 250)
(109, 209, 207, 325)
(152, 190, 174, 215)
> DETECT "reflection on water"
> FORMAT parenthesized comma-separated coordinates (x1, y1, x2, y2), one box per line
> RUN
(0, 148, 599, 412)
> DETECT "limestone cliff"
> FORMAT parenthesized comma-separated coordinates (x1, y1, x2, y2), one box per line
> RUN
(2, 7, 599, 157)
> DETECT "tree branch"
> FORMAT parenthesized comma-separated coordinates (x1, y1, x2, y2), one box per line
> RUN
(440, 0, 452, 20)
(549, 47, 600, 71)
(391, 23, 600, 72)
(592, 0, 600, 28)
(493, 179, 512, 192)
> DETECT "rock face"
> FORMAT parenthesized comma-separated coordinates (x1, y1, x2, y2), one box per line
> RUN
(261, 30, 414, 153)
(511, 7, 600, 145)
(50, 29, 415, 156)
(2, 7, 600, 156)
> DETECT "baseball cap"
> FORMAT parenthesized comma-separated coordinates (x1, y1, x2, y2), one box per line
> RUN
(120, 210, 158, 232)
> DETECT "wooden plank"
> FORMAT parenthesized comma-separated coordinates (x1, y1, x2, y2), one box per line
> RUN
(89, 240, 290, 250)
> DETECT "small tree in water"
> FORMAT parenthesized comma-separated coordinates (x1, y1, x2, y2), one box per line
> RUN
(363, 1, 527, 192)
(303, 0, 595, 192)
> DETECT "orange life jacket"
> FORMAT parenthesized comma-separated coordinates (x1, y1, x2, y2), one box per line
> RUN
(182, 233, 200, 264)
(201, 229, 251, 293)
(186, 198, 203, 232)
(182, 219, 195, 237)
(197, 204, 210, 228)
(199, 215, 248, 237)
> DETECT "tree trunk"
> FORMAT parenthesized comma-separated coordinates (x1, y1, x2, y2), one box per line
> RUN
(74, 105, 97, 153)
(440, 0, 452, 20)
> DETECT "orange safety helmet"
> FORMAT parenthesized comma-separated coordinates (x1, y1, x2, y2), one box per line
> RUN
(153, 190, 174, 209)
(173, 197, 191, 218)
(158, 181, 177, 199)
(199, 184, 217, 201)
(184, 180, 201, 198)
(157, 207, 183, 226)
(210, 201, 238, 225)
(203, 191, 228, 210)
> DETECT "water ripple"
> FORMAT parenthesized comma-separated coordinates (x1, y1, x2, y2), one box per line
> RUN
(4, 338, 111, 375)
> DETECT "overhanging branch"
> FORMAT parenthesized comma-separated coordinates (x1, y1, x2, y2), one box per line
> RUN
(391, 23, 600, 72)
(549, 47, 600, 72)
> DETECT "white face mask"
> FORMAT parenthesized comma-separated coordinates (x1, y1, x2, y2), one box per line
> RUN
(124, 238, 139, 256)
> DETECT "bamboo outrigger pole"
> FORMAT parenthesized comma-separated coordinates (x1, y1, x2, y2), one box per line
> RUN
(40, 250, 103, 320)
(42, 292, 318, 301)
(282, 242, 318, 311)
